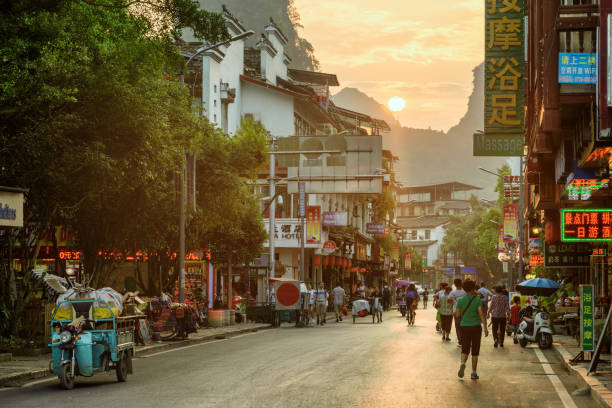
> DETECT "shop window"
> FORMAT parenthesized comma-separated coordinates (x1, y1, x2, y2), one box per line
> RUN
(411, 230, 417, 240)
(425, 230, 431, 240)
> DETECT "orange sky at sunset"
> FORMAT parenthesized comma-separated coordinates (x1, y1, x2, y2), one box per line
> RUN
(295, 0, 484, 131)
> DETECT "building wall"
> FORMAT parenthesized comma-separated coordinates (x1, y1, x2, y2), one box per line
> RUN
(241, 81, 294, 136)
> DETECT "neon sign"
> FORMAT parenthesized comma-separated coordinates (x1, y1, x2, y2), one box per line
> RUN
(562, 209, 612, 241)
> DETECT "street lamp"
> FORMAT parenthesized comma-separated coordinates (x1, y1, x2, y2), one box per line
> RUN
(177, 30, 254, 303)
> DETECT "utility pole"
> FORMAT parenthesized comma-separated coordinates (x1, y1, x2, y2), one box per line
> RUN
(178, 160, 185, 303)
(268, 137, 277, 302)
(516, 155, 525, 291)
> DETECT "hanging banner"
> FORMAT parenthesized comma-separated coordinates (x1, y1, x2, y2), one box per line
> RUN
(306, 206, 321, 244)
(404, 252, 412, 271)
(476, 0, 525, 157)
(580, 284, 595, 352)
(503, 204, 519, 245)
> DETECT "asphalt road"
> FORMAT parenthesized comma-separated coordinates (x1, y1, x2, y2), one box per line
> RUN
(0, 303, 596, 408)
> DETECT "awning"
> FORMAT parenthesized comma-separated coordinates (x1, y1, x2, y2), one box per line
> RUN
(269, 277, 298, 282)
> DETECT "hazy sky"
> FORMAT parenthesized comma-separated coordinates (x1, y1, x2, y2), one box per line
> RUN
(295, 0, 484, 131)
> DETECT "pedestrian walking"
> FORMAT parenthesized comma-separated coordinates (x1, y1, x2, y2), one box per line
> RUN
(434, 283, 447, 333)
(509, 295, 522, 344)
(382, 281, 391, 311)
(456, 279, 489, 380)
(439, 286, 453, 341)
(307, 283, 315, 325)
(477, 282, 493, 316)
(314, 282, 328, 326)
(423, 289, 429, 309)
(487, 286, 509, 348)
(332, 282, 346, 323)
(449, 279, 466, 346)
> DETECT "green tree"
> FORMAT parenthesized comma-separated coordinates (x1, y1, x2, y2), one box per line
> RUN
(0, 0, 229, 338)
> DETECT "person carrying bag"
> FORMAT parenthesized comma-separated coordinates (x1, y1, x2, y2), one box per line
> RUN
(455, 280, 488, 380)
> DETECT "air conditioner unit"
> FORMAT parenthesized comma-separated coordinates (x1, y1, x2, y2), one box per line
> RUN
(220, 82, 235, 103)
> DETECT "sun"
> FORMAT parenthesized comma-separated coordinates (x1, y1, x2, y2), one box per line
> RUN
(388, 96, 406, 112)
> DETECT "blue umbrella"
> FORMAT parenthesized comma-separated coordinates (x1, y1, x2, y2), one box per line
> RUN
(517, 278, 561, 296)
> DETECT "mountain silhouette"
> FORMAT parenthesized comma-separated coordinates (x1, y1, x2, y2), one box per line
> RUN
(332, 64, 507, 200)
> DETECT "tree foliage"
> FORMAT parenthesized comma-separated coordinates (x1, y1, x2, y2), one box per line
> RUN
(0, 0, 266, 338)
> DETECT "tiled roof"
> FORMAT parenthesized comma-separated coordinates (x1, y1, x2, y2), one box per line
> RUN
(397, 216, 449, 228)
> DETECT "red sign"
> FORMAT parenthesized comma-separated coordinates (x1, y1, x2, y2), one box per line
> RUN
(323, 241, 337, 254)
(59, 250, 81, 260)
(275, 282, 300, 309)
(529, 254, 544, 267)
(306, 206, 321, 244)
(562, 209, 612, 241)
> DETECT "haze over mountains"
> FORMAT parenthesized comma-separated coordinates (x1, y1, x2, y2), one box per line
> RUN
(333, 64, 506, 200)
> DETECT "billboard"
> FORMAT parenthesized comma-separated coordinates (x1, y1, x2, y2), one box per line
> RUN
(562, 209, 612, 241)
(366, 223, 386, 234)
(322, 211, 348, 226)
(306, 206, 321, 244)
(477, 0, 525, 157)
(503, 204, 519, 243)
(558, 53, 596, 84)
(280, 135, 383, 194)
(0, 190, 24, 227)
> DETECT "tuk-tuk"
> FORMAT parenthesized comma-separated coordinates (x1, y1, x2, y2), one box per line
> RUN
(49, 298, 135, 389)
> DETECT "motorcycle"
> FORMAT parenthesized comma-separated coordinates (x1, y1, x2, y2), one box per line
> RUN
(517, 306, 553, 349)
(398, 297, 407, 317)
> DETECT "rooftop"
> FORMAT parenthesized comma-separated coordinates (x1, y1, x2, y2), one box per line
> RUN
(397, 216, 449, 229)
(399, 182, 482, 194)
(288, 69, 340, 86)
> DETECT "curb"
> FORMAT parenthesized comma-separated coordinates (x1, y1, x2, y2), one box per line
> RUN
(0, 324, 271, 387)
(553, 342, 612, 408)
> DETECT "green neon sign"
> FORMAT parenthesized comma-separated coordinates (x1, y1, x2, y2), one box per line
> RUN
(561, 208, 612, 242)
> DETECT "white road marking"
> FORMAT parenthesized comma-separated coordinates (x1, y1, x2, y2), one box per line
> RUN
(534, 348, 578, 408)
(229, 331, 265, 340)
(22, 377, 56, 387)
(139, 339, 226, 358)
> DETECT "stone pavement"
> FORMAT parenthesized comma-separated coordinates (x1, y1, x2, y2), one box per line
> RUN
(0, 322, 270, 387)
(553, 334, 612, 408)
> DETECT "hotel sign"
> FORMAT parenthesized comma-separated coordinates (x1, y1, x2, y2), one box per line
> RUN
(477, 0, 525, 157)
(562, 209, 612, 241)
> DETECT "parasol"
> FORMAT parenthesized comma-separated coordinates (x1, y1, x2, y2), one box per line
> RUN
(516, 278, 561, 297)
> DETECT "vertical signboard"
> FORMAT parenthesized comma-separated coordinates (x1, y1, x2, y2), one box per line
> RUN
(580, 284, 594, 352)
(503, 204, 519, 242)
(305, 206, 321, 244)
(298, 181, 306, 217)
(404, 252, 412, 271)
(476, 0, 525, 156)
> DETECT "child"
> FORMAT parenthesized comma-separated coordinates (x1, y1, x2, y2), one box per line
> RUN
(510, 296, 522, 344)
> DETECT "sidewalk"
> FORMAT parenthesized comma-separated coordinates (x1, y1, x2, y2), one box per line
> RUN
(0, 322, 270, 387)
(552, 334, 612, 408)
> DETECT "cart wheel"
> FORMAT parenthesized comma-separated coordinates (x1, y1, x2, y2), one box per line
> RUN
(59, 363, 75, 390)
(116, 352, 128, 382)
(353, 315, 356, 324)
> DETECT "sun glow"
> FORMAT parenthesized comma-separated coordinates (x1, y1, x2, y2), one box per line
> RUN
(388, 96, 406, 112)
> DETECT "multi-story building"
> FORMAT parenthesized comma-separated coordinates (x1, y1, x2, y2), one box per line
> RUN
(524, 0, 612, 301)
(184, 7, 391, 303)
(395, 182, 482, 286)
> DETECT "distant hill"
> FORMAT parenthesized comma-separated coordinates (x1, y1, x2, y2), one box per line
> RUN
(332, 64, 506, 200)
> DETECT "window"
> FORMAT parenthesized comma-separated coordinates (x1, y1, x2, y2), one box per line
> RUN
(409, 206, 415, 216)
(427, 206, 434, 215)
(425, 230, 431, 240)
(411, 230, 417, 240)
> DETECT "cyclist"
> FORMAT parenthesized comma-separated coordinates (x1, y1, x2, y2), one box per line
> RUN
(405, 283, 419, 324)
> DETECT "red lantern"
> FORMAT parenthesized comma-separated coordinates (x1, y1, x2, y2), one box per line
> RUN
(359, 267, 366, 273)
(350, 267, 357, 273)
(314, 255, 321, 267)
(343, 258, 348, 267)
(322, 256, 329, 267)
(330, 256, 335, 266)
(348, 259, 352, 268)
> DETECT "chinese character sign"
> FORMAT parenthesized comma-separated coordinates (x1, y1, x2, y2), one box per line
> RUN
(306, 206, 321, 244)
(503, 204, 519, 241)
(558, 53, 597, 84)
(562, 209, 612, 242)
(481, 0, 525, 156)
(580, 285, 594, 352)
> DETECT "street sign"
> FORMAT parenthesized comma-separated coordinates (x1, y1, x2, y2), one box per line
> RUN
(274, 280, 300, 310)
(366, 223, 386, 234)
(544, 241, 592, 268)
(0, 190, 24, 227)
(580, 285, 594, 352)
(474, 133, 523, 156)
(323, 240, 336, 254)
(298, 181, 306, 217)
(562, 209, 612, 241)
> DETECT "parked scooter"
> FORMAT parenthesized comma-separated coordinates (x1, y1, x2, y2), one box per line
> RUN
(517, 306, 553, 349)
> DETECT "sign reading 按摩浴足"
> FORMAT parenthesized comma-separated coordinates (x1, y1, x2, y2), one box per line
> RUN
(562, 209, 612, 241)
(580, 285, 594, 352)
(0, 190, 24, 228)
(558, 53, 597, 84)
(477, 0, 525, 157)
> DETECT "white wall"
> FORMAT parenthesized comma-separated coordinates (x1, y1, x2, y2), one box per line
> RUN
(241, 81, 294, 137)
(264, 28, 288, 83)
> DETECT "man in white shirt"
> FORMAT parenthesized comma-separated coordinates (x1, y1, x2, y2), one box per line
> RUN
(314, 282, 328, 326)
(477, 282, 494, 316)
(449, 278, 467, 345)
(332, 282, 346, 323)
